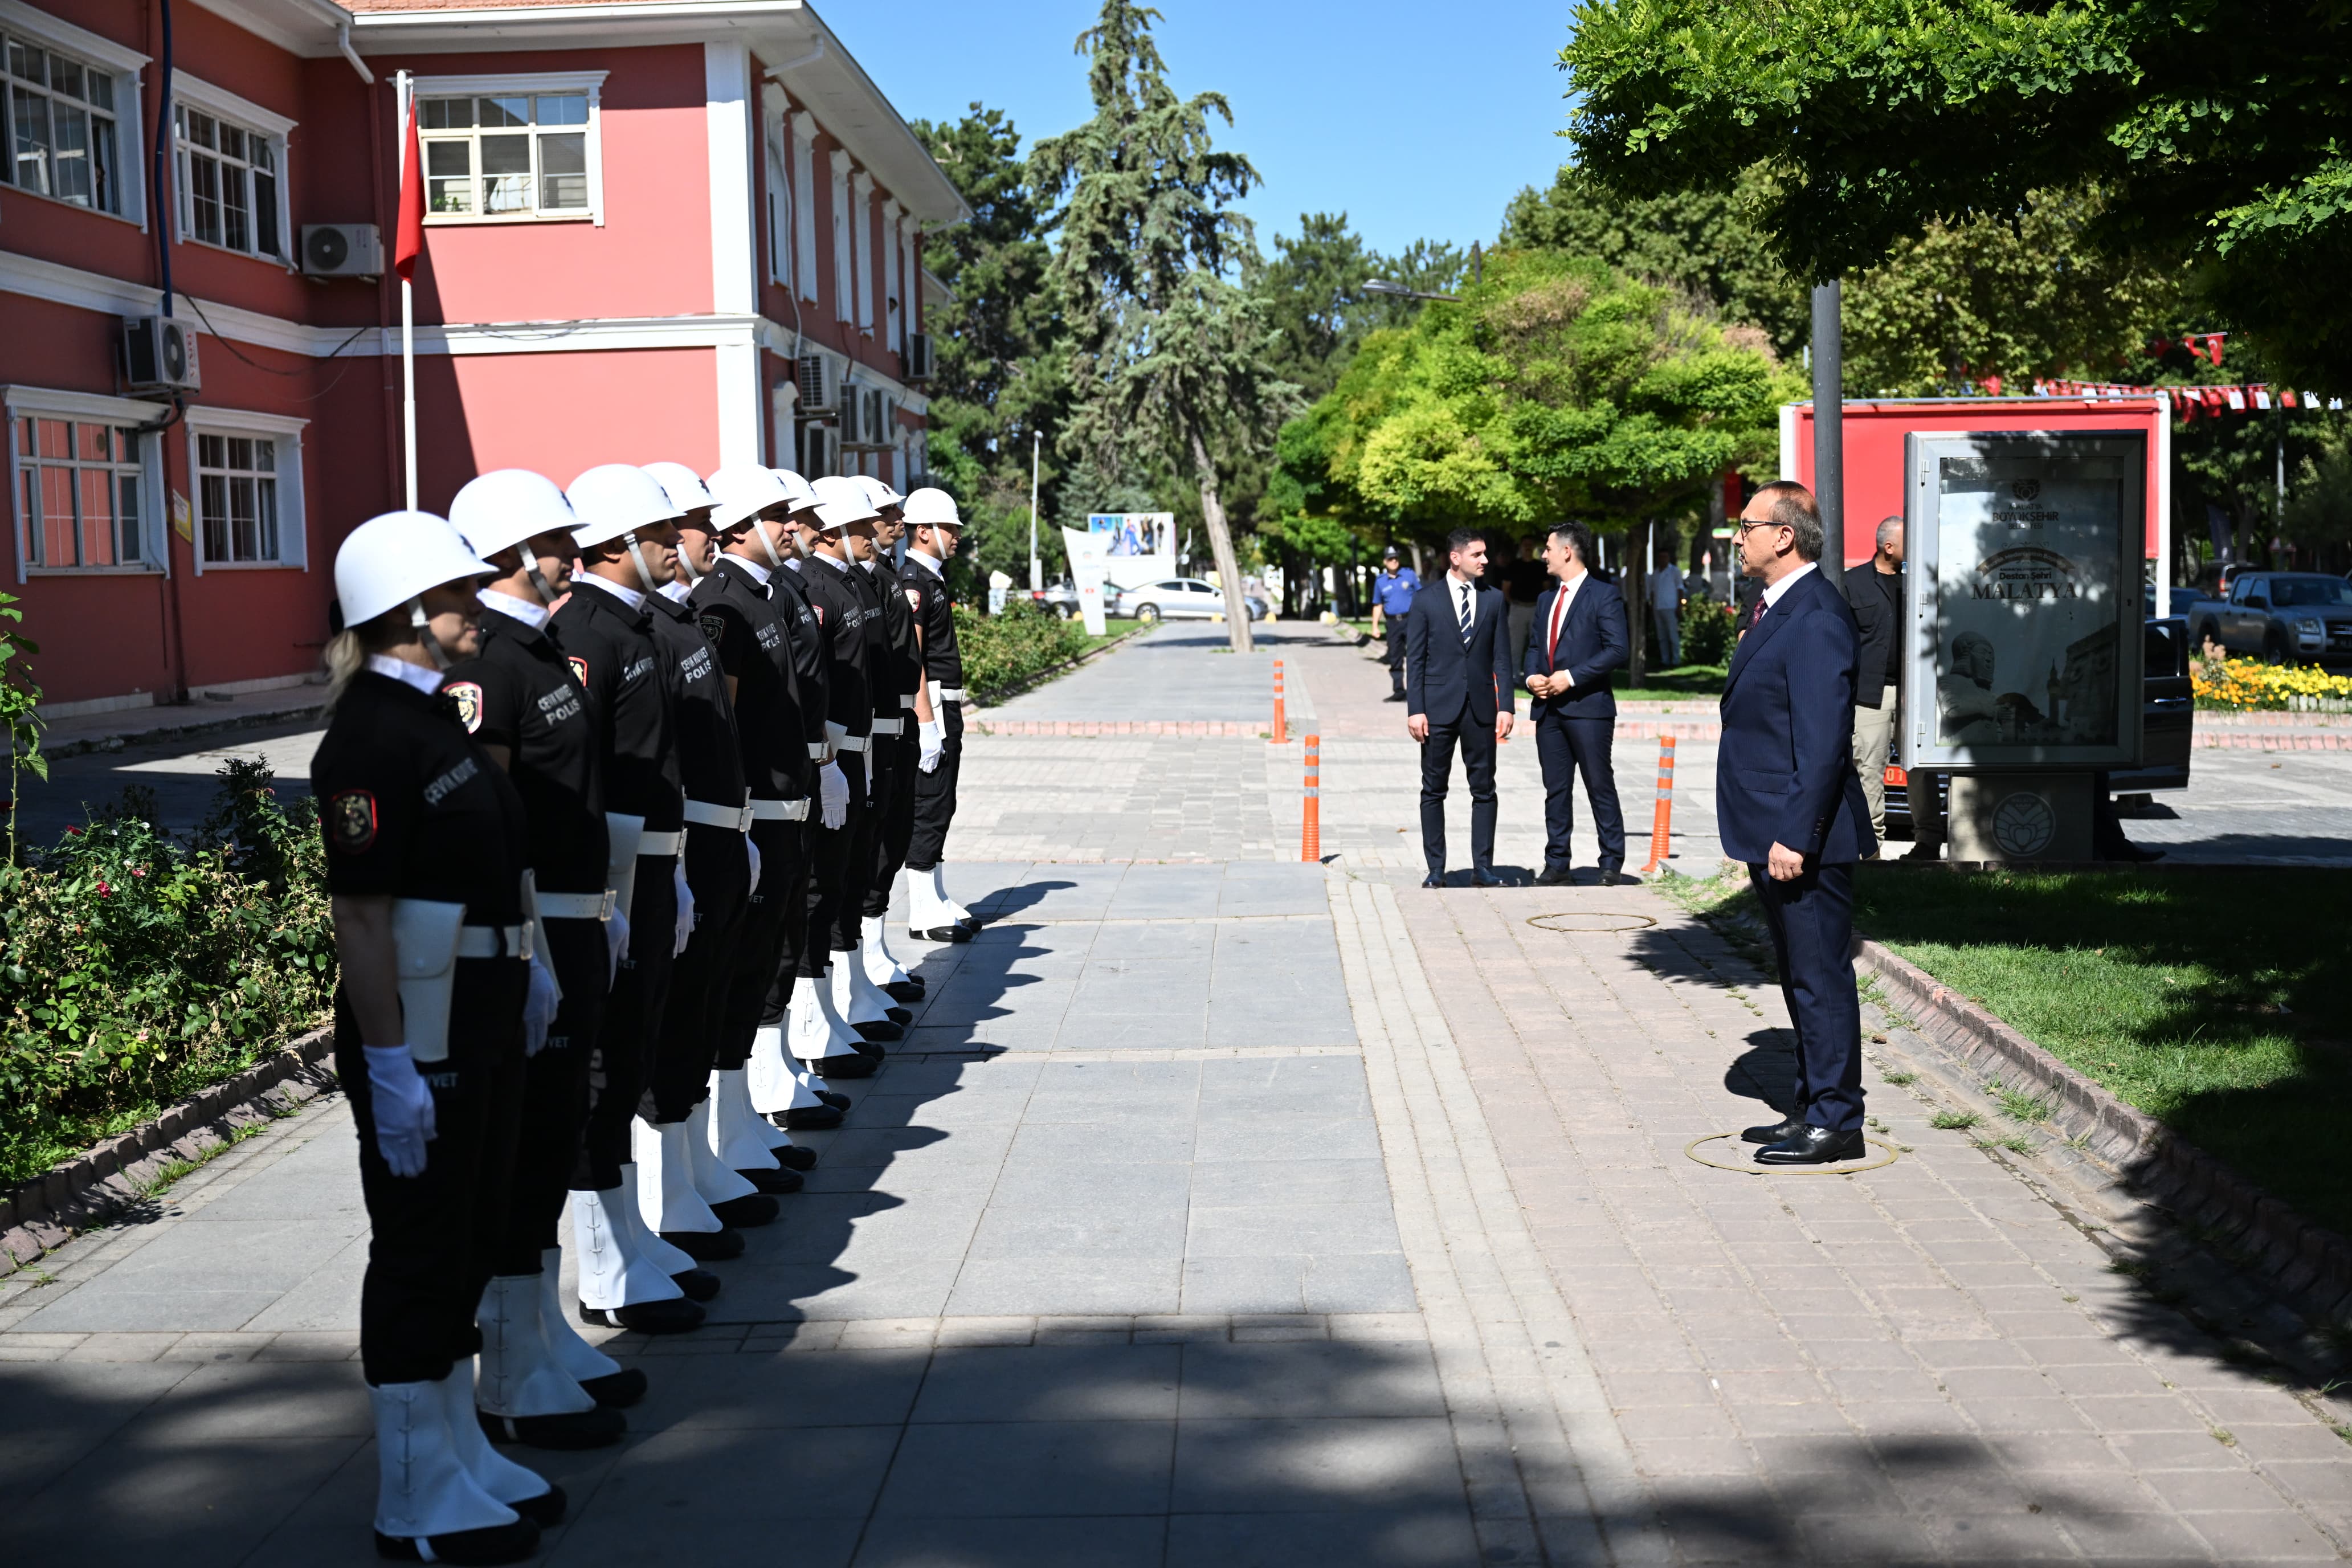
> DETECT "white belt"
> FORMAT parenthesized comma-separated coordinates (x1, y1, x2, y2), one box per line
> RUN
(750, 797, 810, 822)
(456, 923, 530, 960)
(806, 741, 828, 761)
(837, 734, 868, 753)
(930, 681, 965, 703)
(639, 831, 682, 858)
(872, 716, 904, 736)
(537, 890, 615, 921)
(683, 799, 753, 832)
(901, 692, 920, 710)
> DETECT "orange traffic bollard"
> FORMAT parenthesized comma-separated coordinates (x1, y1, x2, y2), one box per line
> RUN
(1301, 732, 1321, 862)
(1271, 659, 1287, 745)
(1639, 734, 1677, 872)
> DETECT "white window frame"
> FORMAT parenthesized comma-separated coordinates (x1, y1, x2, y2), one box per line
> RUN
(830, 149, 852, 322)
(183, 407, 308, 574)
(791, 111, 819, 301)
(413, 70, 606, 228)
(852, 169, 875, 334)
(170, 72, 295, 267)
(761, 85, 790, 290)
(3, 385, 168, 582)
(0, 0, 146, 227)
(882, 198, 901, 355)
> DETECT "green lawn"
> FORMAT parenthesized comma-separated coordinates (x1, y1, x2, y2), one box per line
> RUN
(1841, 867, 2352, 1236)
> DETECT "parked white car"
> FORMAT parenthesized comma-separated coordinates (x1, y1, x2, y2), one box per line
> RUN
(1114, 577, 1270, 625)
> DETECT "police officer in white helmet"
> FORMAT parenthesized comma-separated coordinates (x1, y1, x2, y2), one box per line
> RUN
(899, 486, 979, 940)
(315, 511, 558, 1564)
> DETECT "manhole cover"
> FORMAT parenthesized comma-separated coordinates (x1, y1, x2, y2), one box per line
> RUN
(1526, 912, 1658, 933)
(1684, 1132, 1900, 1175)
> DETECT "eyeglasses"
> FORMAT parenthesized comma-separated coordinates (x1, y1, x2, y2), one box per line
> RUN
(1732, 517, 1781, 537)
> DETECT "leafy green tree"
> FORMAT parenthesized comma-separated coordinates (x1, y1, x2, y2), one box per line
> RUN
(1559, 0, 2352, 385)
(1031, 1, 1294, 651)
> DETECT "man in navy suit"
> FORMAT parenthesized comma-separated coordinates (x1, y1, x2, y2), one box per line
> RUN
(1718, 480, 1877, 1166)
(1406, 529, 1517, 887)
(1524, 521, 1630, 886)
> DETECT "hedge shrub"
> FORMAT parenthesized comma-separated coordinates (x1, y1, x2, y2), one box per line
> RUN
(955, 598, 1095, 703)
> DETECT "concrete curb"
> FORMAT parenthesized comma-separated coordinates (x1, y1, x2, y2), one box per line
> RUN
(0, 1026, 337, 1275)
(963, 624, 1148, 713)
(1853, 940, 2352, 1322)
(42, 700, 324, 761)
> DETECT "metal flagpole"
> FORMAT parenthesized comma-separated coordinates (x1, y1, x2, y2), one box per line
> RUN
(1028, 428, 1041, 592)
(398, 70, 417, 512)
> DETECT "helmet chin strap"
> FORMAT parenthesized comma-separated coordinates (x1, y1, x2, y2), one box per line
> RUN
(409, 598, 453, 671)
(675, 545, 703, 587)
(524, 562, 561, 604)
(755, 516, 786, 570)
(621, 530, 659, 595)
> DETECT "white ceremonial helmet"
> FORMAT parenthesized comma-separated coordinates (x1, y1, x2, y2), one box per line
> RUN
(335, 511, 496, 669)
(903, 487, 963, 530)
(856, 474, 904, 512)
(642, 461, 718, 518)
(810, 473, 881, 533)
(567, 464, 680, 593)
(704, 464, 791, 532)
(769, 468, 821, 513)
(447, 469, 575, 562)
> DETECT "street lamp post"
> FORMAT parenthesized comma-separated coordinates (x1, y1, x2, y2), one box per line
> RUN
(1028, 428, 1042, 593)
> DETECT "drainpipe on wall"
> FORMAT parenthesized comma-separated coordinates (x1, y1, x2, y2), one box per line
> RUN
(150, 0, 193, 702)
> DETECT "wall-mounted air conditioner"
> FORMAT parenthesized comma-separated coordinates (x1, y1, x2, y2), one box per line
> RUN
(801, 420, 839, 479)
(905, 332, 935, 383)
(797, 353, 841, 413)
(122, 316, 201, 392)
(300, 223, 382, 278)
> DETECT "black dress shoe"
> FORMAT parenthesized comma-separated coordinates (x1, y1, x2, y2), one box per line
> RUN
(1598, 866, 1634, 886)
(815, 1089, 852, 1110)
(708, 1193, 779, 1228)
(1741, 1115, 1805, 1145)
(883, 1005, 913, 1026)
(578, 1296, 703, 1334)
(775, 1104, 844, 1130)
(505, 1484, 567, 1526)
(737, 1164, 803, 1194)
(671, 1268, 720, 1302)
(659, 1225, 744, 1261)
(1754, 1125, 1867, 1166)
(883, 978, 925, 1004)
(850, 1017, 903, 1043)
(799, 1051, 879, 1080)
(479, 1403, 624, 1451)
(1420, 874, 1445, 888)
(1534, 865, 1574, 887)
(375, 1518, 539, 1564)
(1472, 869, 1504, 888)
(771, 1144, 818, 1171)
(580, 1367, 648, 1408)
(1383, 692, 1407, 702)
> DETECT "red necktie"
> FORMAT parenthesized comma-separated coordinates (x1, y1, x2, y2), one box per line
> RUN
(1547, 587, 1569, 663)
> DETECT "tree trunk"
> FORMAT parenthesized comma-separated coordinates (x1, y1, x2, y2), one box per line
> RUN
(1188, 424, 1254, 654)
(1623, 518, 1651, 689)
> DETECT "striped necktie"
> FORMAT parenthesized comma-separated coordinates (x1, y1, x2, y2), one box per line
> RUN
(1456, 583, 1473, 644)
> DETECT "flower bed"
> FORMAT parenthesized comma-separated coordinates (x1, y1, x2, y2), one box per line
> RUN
(2191, 651, 2352, 712)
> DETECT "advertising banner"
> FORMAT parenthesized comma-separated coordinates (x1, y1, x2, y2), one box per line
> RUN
(1060, 525, 1110, 636)
(1900, 431, 2145, 770)
(1088, 512, 1177, 590)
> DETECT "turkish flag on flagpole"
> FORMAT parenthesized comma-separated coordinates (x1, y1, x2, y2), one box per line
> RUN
(394, 93, 425, 282)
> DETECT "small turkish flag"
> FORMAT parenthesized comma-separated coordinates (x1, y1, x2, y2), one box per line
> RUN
(394, 96, 425, 281)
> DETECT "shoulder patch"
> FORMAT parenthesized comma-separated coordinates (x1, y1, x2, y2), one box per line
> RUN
(329, 790, 378, 854)
(698, 613, 727, 644)
(814, 605, 826, 625)
(904, 587, 922, 611)
(567, 655, 588, 686)
(444, 680, 484, 734)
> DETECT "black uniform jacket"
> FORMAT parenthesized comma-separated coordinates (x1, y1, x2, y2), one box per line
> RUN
(440, 604, 609, 894)
(796, 554, 877, 745)
(691, 556, 815, 802)
(903, 551, 962, 688)
(549, 579, 683, 833)
(864, 554, 922, 727)
(311, 669, 530, 926)
(648, 586, 747, 812)
(767, 559, 831, 759)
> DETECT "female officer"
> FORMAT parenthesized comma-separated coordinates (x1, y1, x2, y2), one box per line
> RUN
(316, 511, 556, 1565)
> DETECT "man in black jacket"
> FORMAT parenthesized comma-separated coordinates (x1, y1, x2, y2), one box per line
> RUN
(1405, 528, 1517, 887)
(900, 487, 974, 941)
(1840, 514, 1904, 852)
(1523, 521, 1632, 885)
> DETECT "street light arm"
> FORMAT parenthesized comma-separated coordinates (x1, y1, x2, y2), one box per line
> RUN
(1365, 280, 1460, 303)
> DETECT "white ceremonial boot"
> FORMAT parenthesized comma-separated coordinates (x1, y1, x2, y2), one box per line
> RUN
(932, 863, 979, 927)
(440, 1355, 570, 1510)
(863, 912, 914, 991)
(681, 1097, 774, 1227)
(474, 1277, 621, 1448)
(850, 928, 909, 1020)
(906, 867, 961, 941)
(710, 1067, 782, 1169)
(369, 1379, 533, 1561)
(633, 1118, 730, 1251)
(612, 1162, 701, 1275)
(537, 1247, 647, 1406)
(833, 950, 897, 1031)
(747, 1021, 799, 1113)
(793, 974, 878, 1075)
(571, 1181, 699, 1335)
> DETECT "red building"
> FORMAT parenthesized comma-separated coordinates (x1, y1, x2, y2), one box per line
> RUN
(1, 0, 963, 714)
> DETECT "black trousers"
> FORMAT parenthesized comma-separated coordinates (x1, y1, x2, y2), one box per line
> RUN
(906, 704, 963, 871)
(802, 750, 866, 974)
(338, 959, 527, 1387)
(862, 730, 917, 918)
(1534, 713, 1627, 871)
(1419, 712, 1498, 876)
(1748, 860, 1863, 1133)
(497, 915, 605, 1275)
(577, 849, 678, 1191)
(723, 812, 810, 1063)
(646, 822, 751, 1123)
(832, 748, 885, 954)
(1384, 621, 1407, 693)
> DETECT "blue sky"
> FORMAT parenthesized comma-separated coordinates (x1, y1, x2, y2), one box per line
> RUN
(820, 0, 1579, 260)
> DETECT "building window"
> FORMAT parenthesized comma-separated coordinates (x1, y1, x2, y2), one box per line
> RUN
(175, 106, 283, 259)
(194, 432, 283, 564)
(15, 415, 144, 570)
(0, 32, 122, 213)
(419, 88, 593, 220)
(792, 113, 819, 301)
(830, 151, 852, 322)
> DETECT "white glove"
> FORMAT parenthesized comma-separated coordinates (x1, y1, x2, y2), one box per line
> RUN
(819, 761, 850, 830)
(522, 949, 560, 1056)
(362, 1044, 437, 1178)
(673, 862, 696, 956)
(745, 836, 763, 896)
(918, 717, 944, 773)
(605, 905, 631, 981)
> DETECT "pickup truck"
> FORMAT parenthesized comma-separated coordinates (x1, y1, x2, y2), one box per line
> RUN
(2190, 571, 2352, 668)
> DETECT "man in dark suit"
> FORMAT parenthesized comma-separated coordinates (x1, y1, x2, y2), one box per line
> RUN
(1406, 528, 1517, 887)
(1524, 521, 1630, 886)
(1718, 481, 1877, 1166)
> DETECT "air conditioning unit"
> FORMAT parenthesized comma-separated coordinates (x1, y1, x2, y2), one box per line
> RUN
(796, 353, 841, 413)
(838, 381, 868, 447)
(801, 420, 839, 479)
(122, 316, 201, 393)
(299, 223, 382, 278)
(905, 331, 935, 382)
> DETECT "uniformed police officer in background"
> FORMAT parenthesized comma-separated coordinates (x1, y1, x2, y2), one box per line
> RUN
(553, 471, 709, 1334)
(824, 479, 911, 1045)
(443, 471, 636, 1453)
(852, 476, 933, 1001)
(318, 510, 558, 1565)
(900, 488, 979, 941)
